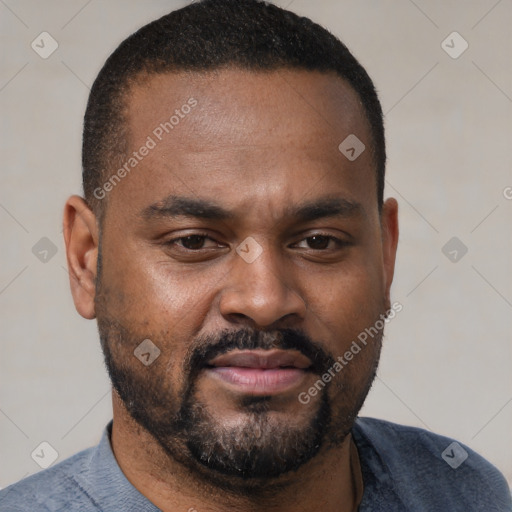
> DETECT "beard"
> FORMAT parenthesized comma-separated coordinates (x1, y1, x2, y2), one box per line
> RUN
(95, 289, 383, 492)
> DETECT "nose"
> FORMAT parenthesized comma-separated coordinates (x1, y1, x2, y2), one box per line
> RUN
(219, 243, 306, 328)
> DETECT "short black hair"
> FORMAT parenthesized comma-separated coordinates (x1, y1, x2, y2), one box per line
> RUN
(83, 0, 385, 218)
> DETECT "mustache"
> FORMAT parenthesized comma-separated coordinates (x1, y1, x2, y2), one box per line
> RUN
(185, 328, 335, 379)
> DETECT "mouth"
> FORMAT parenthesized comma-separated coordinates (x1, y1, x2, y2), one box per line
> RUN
(204, 349, 312, 396)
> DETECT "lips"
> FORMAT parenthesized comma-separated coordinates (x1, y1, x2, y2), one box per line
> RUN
(208, 349, 312, 370)
(205, 349, 312, 395)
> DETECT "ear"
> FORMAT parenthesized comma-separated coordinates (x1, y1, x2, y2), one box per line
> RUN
(63, 196, 99, 319)
(380, 197, 399, 310)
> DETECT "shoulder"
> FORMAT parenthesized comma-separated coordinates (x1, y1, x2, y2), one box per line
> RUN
(352, 417, 512, 511)
(0, 446, 97, 512)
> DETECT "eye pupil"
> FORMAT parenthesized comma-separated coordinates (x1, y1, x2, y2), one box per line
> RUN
(307, 235, 329, 250)
(182, 235, 205, 250)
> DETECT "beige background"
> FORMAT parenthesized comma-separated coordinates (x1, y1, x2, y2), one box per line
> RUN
(1, 0, 511, 488)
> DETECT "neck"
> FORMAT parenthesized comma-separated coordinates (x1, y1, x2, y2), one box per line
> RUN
(110, 393, 358, 512)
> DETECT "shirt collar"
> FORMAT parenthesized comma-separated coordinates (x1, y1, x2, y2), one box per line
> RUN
(71, 421, 160, 511)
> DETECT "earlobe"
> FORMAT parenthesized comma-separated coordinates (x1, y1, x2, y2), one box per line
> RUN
(381, 198, 399, 310)
(63, 196, 99, 320)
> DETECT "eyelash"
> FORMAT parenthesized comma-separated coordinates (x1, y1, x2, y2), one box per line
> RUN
(166, 232, 219, 250)
(165, 232, 348, 251)
(294, 235, 348, 251)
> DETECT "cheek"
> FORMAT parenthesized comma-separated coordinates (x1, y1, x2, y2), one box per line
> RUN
(101, 241, 215, 329)
(303, 259, 385, 339)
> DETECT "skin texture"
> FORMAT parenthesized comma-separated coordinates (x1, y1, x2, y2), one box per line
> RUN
(63, 68, 399, 512)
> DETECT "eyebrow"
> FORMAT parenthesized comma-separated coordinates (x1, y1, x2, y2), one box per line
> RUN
(141, 195, 234, 221)
(140, 195, 364, 223)
(288, 196, 364, 222)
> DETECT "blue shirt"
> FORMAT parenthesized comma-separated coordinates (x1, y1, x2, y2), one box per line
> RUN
(1, 418, 510, 511)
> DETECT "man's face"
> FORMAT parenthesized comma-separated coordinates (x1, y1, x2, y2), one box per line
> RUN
(94, 69, 397, 486)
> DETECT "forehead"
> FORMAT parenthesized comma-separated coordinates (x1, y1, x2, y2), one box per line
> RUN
(107, 68, 376, 221)
(126, 68, 368, 147)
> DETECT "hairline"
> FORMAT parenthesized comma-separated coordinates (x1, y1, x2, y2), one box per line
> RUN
(93, 65, 382, 225)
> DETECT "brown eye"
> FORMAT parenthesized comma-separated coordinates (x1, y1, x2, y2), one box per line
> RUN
(178, 235, 208, 250)
(305, 235, 331, 250)
(293, 233, 348, 252)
